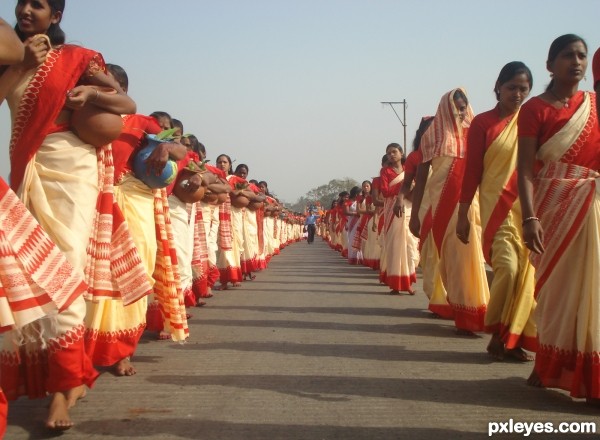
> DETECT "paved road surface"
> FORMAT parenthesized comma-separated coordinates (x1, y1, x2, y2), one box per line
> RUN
(5, 239, 598, 439)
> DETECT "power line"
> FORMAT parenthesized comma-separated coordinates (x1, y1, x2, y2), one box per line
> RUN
(381, 100, 407, 150)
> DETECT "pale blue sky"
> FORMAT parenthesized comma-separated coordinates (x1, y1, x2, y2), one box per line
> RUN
(1, 0, 598, 203)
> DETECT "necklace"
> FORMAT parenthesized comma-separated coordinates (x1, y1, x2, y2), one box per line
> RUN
(548, 88, 571, 108)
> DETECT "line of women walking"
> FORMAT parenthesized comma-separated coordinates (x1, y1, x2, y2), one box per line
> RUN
(0, 1, 304, 434)
(323, 34, 600, 407)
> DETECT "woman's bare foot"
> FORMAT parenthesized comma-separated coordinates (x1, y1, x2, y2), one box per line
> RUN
(66, 384, 86, 408)
(196, 299, 206, 307)
(505, 347, 534, 362)
(114, 357, 136, 376)
(46, 392, 73, 431)
(214, 283, 228, 291)
(232, 282, 242, 287)
(158, 331, 170, 341)
(486, 333, 505, 361)
(389, 290, 400, 295)
(407, 289, 416, 295)
(46, 385, 86, 430)
(527, 369, 544, 387)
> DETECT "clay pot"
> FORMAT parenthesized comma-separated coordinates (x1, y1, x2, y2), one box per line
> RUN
(230, 194, 250, 208)
(71, 91, 123, 147)
(248, 201, 263, 211)
(133, 136, 178, 189)
(173, 170, 206, 203)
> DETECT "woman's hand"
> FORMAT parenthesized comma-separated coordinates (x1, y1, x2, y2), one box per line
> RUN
(455, 214, 470, 244)
(22, 34, 50, 70)
(393, 202, 404, 218)
(65, 85, 97, 109)
(523, 219, 545, 254)
(183, 173, 202, 193)
(409, 215, 420, 238)
(144, 142, 172, 176)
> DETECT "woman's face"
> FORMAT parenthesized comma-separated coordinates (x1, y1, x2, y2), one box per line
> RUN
(156, 116, 172, 131)
(362, 182, 371, 193)
(548, 41, 588, 84)
(235, 167, 248, 179)
(497, 73, 531, 115)
(15, 0, 60, 38)
(180, 136, 192, 150)
(386, 146, 402, 164)
(216, 156, 231, 173)
(454, 97, 468, 122)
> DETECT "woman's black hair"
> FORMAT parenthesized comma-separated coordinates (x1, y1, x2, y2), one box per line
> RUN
(234, 163, 248, 174)
(493, 61, 532, 100)
(362, 180, 371, 187)
(380, 153, 389, 166)
(149, 111, 173, 129)
(386, 142, 406, 164)
(412, 116, 434, 152)
(546, 34, 587, 91)
(15, 0, 66, 45)
(106, 64, 128, 92)
(349, 186, 361, 198)
(187, 134, 206, 157)
(216, 154, 233, 175)
(452, 88, 468, 105)
(386, 142, 403, 153)
(172, 118, 183, 132)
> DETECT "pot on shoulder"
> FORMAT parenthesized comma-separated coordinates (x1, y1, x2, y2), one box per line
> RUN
(70, 88, 123, 147)
(133, 136, 178, 189)
(173, 169, 206, 203)
(230, 194, 250, 208)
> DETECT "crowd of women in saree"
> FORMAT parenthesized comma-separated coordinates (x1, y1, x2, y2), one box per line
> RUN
(0, 1, 306, 434)
(320, 33, 600, 408)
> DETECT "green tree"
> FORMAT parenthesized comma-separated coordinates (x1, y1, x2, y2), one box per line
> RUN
(287, 177, 359, 212)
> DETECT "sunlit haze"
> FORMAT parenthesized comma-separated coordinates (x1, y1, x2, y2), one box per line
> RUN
(1, 0, 598, 203)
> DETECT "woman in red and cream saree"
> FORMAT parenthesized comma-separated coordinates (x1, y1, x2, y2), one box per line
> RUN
(379, 144, 416, 294)
(459, 62, 536, 361)
(407, 129, 453, 318)
(354, 182, 373, 268)
(215, 154, 242, 289)
(344, 188, 362, 265)
(518, 34, 600, 401)
(360, 179, 380, 271)
(416, 89, 489, 333)
(1, 4, 144, 428)
(0, 178, 87, 432)
(85, 111, 189, 377)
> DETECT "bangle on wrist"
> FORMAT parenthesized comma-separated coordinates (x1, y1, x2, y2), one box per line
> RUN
(522, 216, 540, 226)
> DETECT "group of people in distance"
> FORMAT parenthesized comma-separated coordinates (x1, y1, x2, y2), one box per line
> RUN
(320, 34, 600, 407)
(0, 0, 306, 434)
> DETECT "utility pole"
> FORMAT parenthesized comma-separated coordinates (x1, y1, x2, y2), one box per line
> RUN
(381, 100, 407, 150)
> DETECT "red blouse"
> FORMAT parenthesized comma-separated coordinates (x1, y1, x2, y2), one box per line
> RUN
(518, 92, 600, 170)
(403, 150, 422, 177)
(379, 166, 403, 198)
(113, 114, 162, 183)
